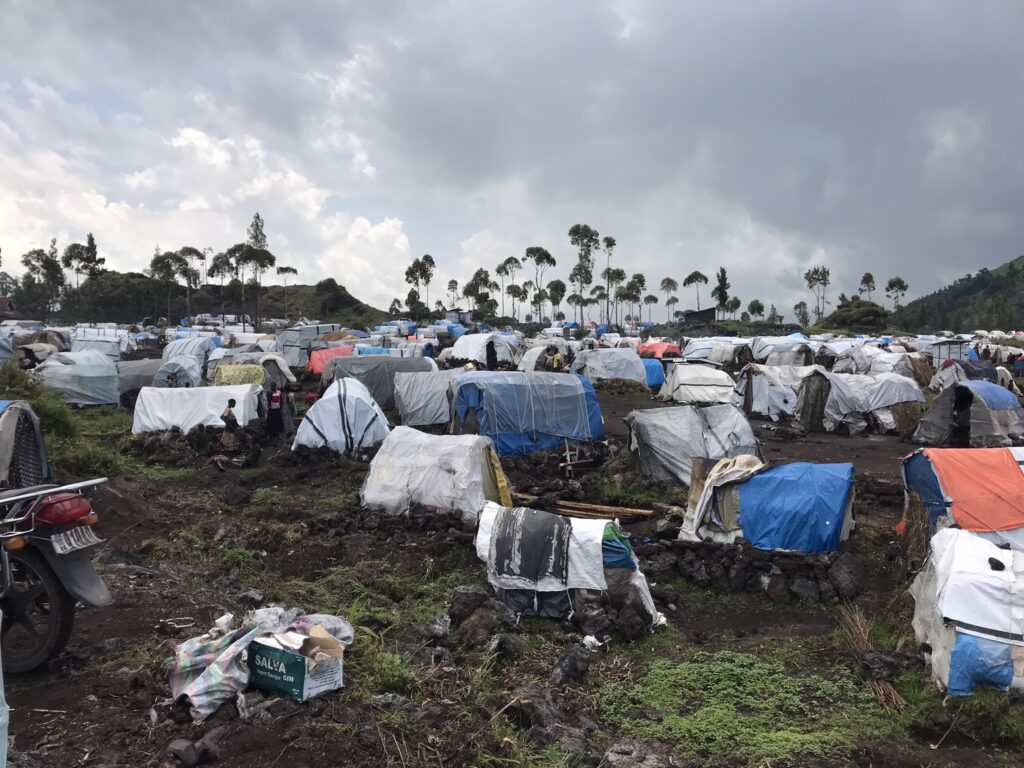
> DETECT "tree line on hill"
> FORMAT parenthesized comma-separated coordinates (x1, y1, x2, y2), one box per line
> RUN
(391, 224, 909, 334)
(1, 214, 913, 334)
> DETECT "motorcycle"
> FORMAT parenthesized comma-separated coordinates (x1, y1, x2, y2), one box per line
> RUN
(0, 478, 112, 673)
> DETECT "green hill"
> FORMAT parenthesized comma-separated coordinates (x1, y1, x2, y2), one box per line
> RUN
(890, 257, 1024, 332)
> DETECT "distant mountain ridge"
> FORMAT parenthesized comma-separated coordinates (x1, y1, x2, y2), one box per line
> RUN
(890, 256, 1024, 332)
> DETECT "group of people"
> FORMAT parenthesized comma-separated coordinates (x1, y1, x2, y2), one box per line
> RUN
(216, 385, 298, 453)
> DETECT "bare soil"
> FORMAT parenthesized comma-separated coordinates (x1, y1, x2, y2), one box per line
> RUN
(4, 388, 1021, 767)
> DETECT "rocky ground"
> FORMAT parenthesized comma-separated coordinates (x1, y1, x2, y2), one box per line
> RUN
(5, 391, 1024, 767)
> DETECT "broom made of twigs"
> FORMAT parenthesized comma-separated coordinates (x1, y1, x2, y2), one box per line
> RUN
(838, 604, 906, 712)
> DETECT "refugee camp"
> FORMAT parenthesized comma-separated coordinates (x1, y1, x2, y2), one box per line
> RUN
(1, 3, 1023, 767)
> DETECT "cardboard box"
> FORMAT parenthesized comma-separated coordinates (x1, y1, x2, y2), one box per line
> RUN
(247, 626, 345, 701)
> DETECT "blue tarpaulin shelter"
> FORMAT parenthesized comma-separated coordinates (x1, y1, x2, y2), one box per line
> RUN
(738, 462, 854, 553)
(452, 372, 603, 456)
(641, 358, 665, 388)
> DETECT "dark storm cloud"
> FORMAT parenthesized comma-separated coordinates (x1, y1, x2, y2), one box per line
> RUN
(1, 0, 1022, 310)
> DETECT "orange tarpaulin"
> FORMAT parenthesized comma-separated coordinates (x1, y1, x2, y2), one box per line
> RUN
(924, 448, 1024, 531)
(638, 342, 681, 359)
(308, 345, 354, 374)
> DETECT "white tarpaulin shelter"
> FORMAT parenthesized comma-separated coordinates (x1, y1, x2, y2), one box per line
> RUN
(361, 427, 512, 522)
(73, 326, 137, 353)
(475, 501, 660, 624)
(292, 378, 389, 456)
(661, 364, 734, 404)
(163, 337, 216, 369)
(571, 347, 646, 384)
(805, 371, 925, 433)
(132, 384, 262, 434)
(393, 369, 463, 426)
(154, 355, 204, 388)
(910, 528, 1024, 696)
(682, 337, 750, 362)
(32, 351, 119, 406)
(450, 333, 514, 367)
(70, 337, 123, 363)
(626, 404, 762, 486)
(732, 364, 822, 420)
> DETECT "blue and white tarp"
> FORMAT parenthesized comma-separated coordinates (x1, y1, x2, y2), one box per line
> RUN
(453, 372, 603, 456)
(737, 463, 854, 553)
(911, 527, 1024, 696)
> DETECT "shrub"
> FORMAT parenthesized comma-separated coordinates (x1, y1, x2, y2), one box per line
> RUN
(0, 361, 76, 438)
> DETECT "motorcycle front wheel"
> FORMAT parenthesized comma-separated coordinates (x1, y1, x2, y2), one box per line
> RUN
(0, 548, 76, 674)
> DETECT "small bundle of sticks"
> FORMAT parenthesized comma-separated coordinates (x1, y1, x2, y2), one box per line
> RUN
(838, 604, 906, 712)
(513, 493, 653, 520)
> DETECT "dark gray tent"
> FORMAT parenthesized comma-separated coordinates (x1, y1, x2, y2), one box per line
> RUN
(321, 356, 436, 409)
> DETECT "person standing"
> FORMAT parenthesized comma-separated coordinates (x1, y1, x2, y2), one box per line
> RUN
(221, 399, 240, 451)
(267, 386, 284, 440)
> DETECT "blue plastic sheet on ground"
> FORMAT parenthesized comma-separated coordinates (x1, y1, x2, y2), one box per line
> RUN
(737, 462, 854, 553)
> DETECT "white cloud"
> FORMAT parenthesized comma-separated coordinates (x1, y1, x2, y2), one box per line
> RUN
(123, 168, 157, 189)
(168, 128, 232, 169)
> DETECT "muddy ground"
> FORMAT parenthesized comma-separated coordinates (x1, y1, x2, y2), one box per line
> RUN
(5, 388, 1023, 767)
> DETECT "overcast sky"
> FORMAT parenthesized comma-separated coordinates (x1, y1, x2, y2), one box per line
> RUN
(2, 1, 1022, 317)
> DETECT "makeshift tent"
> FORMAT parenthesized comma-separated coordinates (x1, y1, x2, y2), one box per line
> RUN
(452, 372, 603, 456)
(732, 364, 821, 420)
(132, 384, 262, 434)
(997, 366, 1022, 396)
(31, 351, 119, 406)
(0, 400, 49, 488)
(749, 336, 812, 363)
(625, 404, 762, 486)
(571, 348, 646, 384)
(24, 330, 68, 351)
(393, 369, 464, 427)
(796, 371, 925, 435)
(292, 378, 389, 456)
(680, 459, 855, 552)
(450, 333, 514, 368)
(902, 447, 1024, 550)
(154, 355, 203, 388)
(0, 337, 13, 367)
(308, 345, 355, 375)
(162, 337, 216, 370)
(910, 528, 1024, 696)
(929, 359, 999, 392)
(913, 380, 1024, 448)
(661, 364, 734, 404)
(322, 356, 436, 409)
(517, 346, 546, 372)
(73, 327, 136, 354)
(213, 364, 266, 387)
(361, 427, 512, 522)
(642, 358, 665, 388)
(682, 338, 753, 368)
(117, 358, 163, 394)
(476, 502, 658, 625)
(70, 337, 122, 363)
(638, 341, 681, 359)
(277, 324, 342, 368)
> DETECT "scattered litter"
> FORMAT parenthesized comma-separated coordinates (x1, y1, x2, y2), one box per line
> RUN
(162, 607, 354, 722)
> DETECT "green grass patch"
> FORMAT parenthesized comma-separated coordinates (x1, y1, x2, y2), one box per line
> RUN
(600, 650, 890, 765)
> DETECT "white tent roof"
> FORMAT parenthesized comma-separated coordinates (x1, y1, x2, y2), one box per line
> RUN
(661, 364, 735, 404)
(361, 426, 508, 522)
(681, 337, 750, 361)
(292, 378, 390, 455)
(70, 337, 122, 363)
(163, 336, 216, 366)
(132, 384, 262, 434)
(571, 347, 646, 384)
(33, 352, 119, 406)
(451, 333, 515, 366)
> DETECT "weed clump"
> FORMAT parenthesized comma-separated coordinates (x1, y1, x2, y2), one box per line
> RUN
(601, 650, 889, 765)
